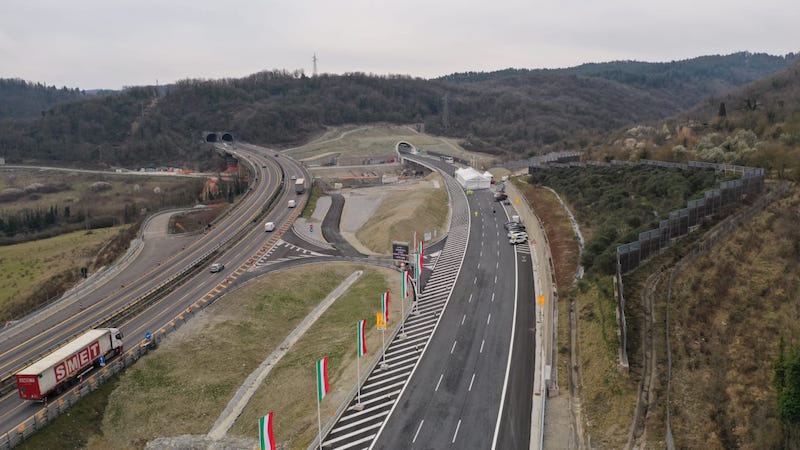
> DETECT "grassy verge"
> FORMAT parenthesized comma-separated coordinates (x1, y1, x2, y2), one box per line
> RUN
(575, 277, 636, 448)
(301, 184, 323, 219)
(515, 181, 580, 391)
(87, 263, 401, 449)
(229, 265, 402, 448)
(0, 227, 125, 322)
(17, 375, 120, 450)
(356, 173, 449, 253)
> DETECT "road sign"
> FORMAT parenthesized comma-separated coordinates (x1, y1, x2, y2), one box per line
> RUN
(99, 355, 106, 367)
(377, 312, 386, 329)
(392, 241, 409, 261)
(309, 224, 314, 233)
(145, 332, 152, 340)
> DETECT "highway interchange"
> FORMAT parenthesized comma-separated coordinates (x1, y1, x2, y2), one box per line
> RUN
(0, 145, 540, 449)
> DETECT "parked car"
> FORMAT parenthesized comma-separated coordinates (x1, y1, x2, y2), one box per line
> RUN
(209, 263, 225, 273)
(509, 235, 527, 245)
(508, 231, 528, 239)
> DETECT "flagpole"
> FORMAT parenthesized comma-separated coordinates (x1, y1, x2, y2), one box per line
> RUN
(413, 251, 420, 315)
(317, 383, 322, 450)
(399, 272, 407, 339)
(380, 325, 389, 370)
(356, 356, 363, 410)
(355, 326, 363, 410)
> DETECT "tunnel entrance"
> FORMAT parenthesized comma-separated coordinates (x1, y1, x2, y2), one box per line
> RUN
(221, 133, 233, 142)
(206, 133, 219, 142)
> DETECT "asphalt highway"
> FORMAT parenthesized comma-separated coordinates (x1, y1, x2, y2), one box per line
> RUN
(0, 143, 306, 436)
(373, 186, 531, 448)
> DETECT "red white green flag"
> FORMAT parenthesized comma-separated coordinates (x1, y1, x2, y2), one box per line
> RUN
(381, 291, 390, 324)
(417, 240, 424, 278)
(402, 271, 410, 298)
(316, 357, 329, 403)
(259, 412, 275, 450)
(357, 319, 367, 357)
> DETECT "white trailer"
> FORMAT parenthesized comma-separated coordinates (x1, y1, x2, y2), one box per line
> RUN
(295, 178, 305, 194)
(16, 328, 124, 400)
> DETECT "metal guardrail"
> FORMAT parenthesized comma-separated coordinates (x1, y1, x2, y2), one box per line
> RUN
(0, 151, 289, 448)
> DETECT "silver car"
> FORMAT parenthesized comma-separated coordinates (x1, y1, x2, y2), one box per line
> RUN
(509, 235, 527, 245)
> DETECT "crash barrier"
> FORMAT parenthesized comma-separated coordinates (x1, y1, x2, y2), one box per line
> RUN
(0, 336, 159, 450)
(1, 156, 296, 447)
(660, 181, 790, 449)
(614, 161, 764, 367)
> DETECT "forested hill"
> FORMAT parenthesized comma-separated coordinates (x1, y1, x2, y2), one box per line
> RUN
(440, 52, 799, 109)
(688, 59, 800, 131)
(0, 79, 88, 119)
(0, 52, 796, 167)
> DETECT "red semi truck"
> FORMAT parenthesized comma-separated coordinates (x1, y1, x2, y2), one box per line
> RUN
(16, 328, 124, 401)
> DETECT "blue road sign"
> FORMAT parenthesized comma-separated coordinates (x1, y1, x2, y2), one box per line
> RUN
(145, 332, 152, 340)
(310, 224, 314, 233)
(99, 355, 106, 367)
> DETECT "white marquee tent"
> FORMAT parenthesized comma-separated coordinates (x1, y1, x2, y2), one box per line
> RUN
(455, 167, 492, 190)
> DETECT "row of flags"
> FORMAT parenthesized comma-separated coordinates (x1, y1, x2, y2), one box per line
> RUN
(260, 236, 425, 449)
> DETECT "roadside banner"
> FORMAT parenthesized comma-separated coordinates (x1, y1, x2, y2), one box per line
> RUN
(357, 319, 367, 356)
(381, 291, 390, 324)
(259, 412, 276, 450)
(316, 357, 329, 403)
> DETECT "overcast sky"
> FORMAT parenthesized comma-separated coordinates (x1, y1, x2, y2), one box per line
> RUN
(2, 0, 798, 90)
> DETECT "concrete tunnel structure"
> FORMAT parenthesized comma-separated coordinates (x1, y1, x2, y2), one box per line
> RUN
(204, 132, 234, 143)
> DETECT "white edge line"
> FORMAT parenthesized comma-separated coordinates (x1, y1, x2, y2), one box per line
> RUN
(492, 234, 519, 449)
(369, 172, 472, 450)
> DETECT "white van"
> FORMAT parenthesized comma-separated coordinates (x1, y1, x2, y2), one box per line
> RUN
(288, 200, 296, 208)
(264, 221, 275, 232)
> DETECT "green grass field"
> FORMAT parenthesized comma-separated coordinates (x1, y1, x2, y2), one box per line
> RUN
(356, 173, 449, 254)
(285, 124, 491, 164)
(76, 263, 403, 449)
(0, 227, 124, 320)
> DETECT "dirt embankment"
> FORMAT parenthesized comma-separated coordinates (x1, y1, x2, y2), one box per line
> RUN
(664, 189, 800, 449)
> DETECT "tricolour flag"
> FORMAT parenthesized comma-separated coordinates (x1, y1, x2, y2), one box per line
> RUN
(259, 412, 276, 450)
(402, 270, 410, 298)
(417, 240, 424, 277)
(381, 291, 390, 324)
(358, 319, 367, 357)
(316, 357, 329, 403)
